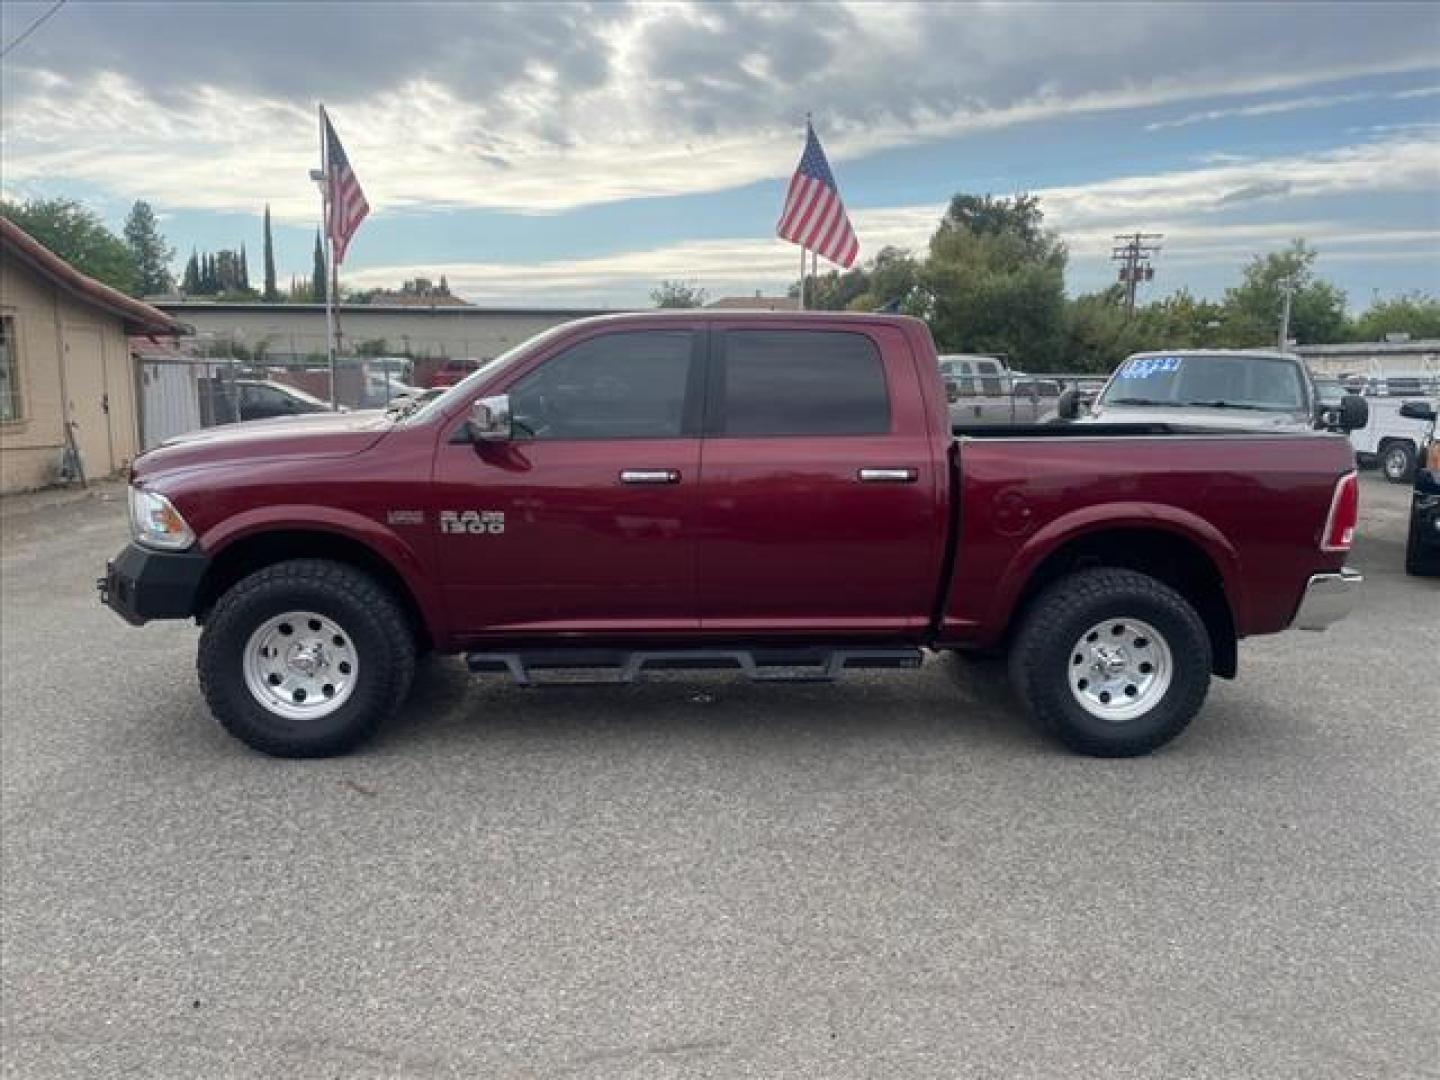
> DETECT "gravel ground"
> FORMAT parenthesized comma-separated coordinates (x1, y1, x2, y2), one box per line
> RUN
(2, 472, 1436, 1078)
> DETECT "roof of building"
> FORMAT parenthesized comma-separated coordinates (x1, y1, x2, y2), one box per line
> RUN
(152, 300, 618, 319)
(366, 292, 473, 308)
(705, 294, 800, 311)
(1, 217, 185, 336)
(1293, 340, 1440, 356)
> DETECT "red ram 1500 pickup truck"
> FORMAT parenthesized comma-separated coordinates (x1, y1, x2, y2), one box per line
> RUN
(101, 312, 1363, 758)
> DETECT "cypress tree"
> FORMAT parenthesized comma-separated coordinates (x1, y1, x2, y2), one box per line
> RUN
(311, 231, 327, 304)
(122, 200, 174, 296)
(239, 243, 249, 291)
(182, 249, 200, 293)
(262, 204, 279, 301)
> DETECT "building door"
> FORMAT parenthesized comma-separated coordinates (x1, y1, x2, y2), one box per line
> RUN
(62, 326, 114, 479)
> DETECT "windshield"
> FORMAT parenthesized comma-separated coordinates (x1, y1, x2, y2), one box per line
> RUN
(1100, 354, 1309, 413)
(401, 323, 576, 424)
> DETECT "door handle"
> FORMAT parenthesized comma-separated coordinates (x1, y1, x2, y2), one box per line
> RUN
(620, 469, 680, 485)
(857, 468, 918, 483)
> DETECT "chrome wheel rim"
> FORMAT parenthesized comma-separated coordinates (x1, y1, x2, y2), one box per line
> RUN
(1383, 448, 1407, 479)
(242, 610, 358, 720)
(1067, 617, 1172, 722)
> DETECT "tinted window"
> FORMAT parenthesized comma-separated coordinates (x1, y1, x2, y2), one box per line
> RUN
(510, 331, 694, 439)
(716, 330, 889, 436)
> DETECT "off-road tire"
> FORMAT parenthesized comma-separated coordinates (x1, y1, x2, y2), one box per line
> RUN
(198, 559, 415, 757)
(1008, 568, 1211, 757)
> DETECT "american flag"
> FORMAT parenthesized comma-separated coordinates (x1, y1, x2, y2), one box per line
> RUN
(323, 108, 369, 265)
(776, 121, 858, 268)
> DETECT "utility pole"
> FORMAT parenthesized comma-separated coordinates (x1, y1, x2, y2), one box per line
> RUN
(1277, 277, 1296, 351)
(1111, 232, 1163, 317)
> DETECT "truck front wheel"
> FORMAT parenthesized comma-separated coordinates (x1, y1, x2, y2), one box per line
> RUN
(1008, 568, 1211, 757)
(198, 559, 416, 757)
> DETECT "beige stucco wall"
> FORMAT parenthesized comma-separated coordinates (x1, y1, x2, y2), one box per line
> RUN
(1, 253, 140, 493)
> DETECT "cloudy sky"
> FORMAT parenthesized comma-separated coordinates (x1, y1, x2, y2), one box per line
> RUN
(2, 1, 1437, 308)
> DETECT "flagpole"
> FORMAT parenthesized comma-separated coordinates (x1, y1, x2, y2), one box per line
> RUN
(319, 103, 338, 408)
(798, 111, 811, 311)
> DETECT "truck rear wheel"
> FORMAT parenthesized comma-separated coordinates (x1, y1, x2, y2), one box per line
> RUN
(198, 559, 415, 757)
(1008, 568, 1211, 757)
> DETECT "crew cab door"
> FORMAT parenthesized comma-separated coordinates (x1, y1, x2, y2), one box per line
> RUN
(432, 326, 705, 636)
(696, 324, 945, 635)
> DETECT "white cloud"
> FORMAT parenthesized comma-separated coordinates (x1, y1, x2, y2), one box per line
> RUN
(1145, 92, 1375, 131)
(1032, 134, 1440, 231)
(2, 3, 1436, 219)
(335, 132, 1440, 304)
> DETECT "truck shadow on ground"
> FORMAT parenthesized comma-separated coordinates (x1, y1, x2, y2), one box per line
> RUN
(370, 650, 1053, 757)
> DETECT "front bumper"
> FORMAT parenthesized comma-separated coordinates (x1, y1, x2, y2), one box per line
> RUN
(98, 543, 209, 626)
(1294, 568, 1363, 632)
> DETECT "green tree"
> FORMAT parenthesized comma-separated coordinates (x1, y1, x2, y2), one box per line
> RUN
(792, 247, 925, 312)
(650, 279, 707, 308)
(311, 231, 327, 304)
(918, 193, 1068, 368)
(1219, 240, 1346, 347)
(262, 204, 279, 301)
(122, 200, 174, 295)
(239, 244, 250, 292)
(0, 197, 140, 294)
(1349, 292, 1440, 342)
(182, 249, 201, 293)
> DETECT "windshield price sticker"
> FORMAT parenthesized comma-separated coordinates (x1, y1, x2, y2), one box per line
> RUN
(1122, 356, 1183, 379)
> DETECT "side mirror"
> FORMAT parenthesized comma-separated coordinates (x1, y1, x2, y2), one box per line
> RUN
(467, 394, 512, 442)
(1336, 393, 1368, 432)
(1056, 388, 1081, 421)
(1399, 400, 1437, 422)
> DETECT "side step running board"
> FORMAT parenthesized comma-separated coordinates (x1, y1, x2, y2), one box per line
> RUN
(465, 646, 924, 687)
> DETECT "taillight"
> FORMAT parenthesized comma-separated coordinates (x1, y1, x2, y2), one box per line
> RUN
(1320, 471, 1359, 553)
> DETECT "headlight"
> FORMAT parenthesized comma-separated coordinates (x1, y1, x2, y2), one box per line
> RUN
(128, 486, 196, 550)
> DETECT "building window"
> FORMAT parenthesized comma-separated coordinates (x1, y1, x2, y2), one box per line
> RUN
(0, 317, 20, 422)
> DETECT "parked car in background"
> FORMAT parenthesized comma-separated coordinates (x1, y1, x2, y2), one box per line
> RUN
(360, 373, 423, 410)
(1349, 396, 1438, 483)
(1062, 350, 1366, 434)
(939, 354, 1007, 404)
(426, 357, 486, 388)
(1399, 399, 1440, 576)
(201, 378, 341, 424)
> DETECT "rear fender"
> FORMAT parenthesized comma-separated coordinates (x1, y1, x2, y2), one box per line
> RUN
(985, 502, 1247, 639)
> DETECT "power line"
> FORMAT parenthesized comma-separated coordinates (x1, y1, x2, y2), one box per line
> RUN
(1, 0, 66, 59)
(1110, 232, 1163, 317)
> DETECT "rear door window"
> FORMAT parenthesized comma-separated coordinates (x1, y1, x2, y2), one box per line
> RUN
(711, 330, 890, 436)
